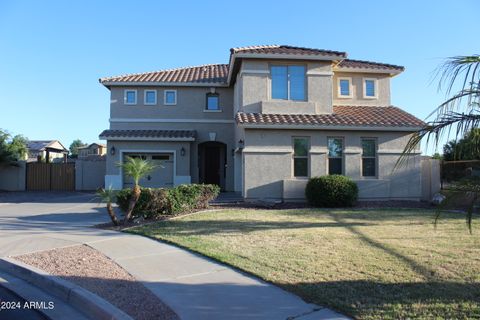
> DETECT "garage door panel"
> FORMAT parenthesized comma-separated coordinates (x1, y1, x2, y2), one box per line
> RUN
(123, 153, 174, 188)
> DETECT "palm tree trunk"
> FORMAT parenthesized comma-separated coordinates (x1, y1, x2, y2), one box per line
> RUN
(124, 184, 141, 224)
(107, 202, 119, 226)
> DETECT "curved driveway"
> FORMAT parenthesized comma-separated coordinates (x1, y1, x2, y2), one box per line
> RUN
(0, 192, 348, 320)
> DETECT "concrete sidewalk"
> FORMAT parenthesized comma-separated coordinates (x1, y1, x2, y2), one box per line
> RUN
(0, 193, 349, 319)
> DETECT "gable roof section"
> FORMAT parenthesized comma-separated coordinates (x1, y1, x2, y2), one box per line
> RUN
(230, 45, 346, 58)
(100, 64, 229, 86)
(236, 106, 424, 130)
(27, 140, 68, 152)
(336, 59, 404, 74)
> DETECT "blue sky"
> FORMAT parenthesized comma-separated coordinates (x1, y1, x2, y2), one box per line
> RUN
(0, 0, 477, 154)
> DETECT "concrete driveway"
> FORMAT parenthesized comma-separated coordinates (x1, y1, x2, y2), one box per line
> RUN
(0, 192, 348, 319)
(0, 192, 116, 257)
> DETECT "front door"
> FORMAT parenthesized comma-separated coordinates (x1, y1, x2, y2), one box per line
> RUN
(204, 146, 221, 185)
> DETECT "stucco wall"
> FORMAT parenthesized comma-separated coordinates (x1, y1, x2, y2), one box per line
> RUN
(0, 162, 26, 191)
(75, 159, 106, 191)
(241, 128, 421, 201)
(236, 59, 333, 114)
(109, 87, 233, 121)
(333, 72, 391, 106)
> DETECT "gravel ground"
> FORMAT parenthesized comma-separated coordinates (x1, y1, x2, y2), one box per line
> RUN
(15, 245, 178, 320)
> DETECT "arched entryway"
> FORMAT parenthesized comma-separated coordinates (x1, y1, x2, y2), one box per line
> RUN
(198, 141, 226, 190)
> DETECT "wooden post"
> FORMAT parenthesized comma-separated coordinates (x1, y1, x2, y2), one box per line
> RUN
(45, 150, 50, 163)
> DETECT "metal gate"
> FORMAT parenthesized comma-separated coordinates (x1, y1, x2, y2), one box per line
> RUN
(26, 163, 75, 191)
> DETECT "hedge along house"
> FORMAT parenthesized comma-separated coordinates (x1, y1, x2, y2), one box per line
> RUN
(99, 45, 424, 201)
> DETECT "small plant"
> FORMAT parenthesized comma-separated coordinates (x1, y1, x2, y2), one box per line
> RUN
(305, 175, 358, 207)
(118, 157, 156, 224)
(96, 187, 120, 226)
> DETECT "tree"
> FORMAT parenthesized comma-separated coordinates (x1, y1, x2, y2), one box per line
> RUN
(443, 128, 480, 161)
(96, 187, 120, 226)
(402, 55, 480, 232)
(69, 139, 86, 157)
(0, 129, 28, 166)
(118, 156, 156, 224)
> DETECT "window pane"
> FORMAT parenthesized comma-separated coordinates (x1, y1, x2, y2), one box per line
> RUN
(365, 80, 375, 97)
(271, 66, 288, 99)
(362, 140, 376, 157)
(289, 66, 305, 101)
(328, 138, 343, 157)
(294, 138, 308, 156)
(294, 158, 308, 177)
(145, 91, 156, 104)
(207, 95, 219, 110)
(362, 158, 376, 177)
(126, 91, 136, 103)
(340, 79, 350, 96)
(166, 91, 176, 104)
(329, 158, 342, 175)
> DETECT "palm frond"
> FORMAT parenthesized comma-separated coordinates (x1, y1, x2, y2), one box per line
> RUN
(436, 55, 480, 95)
(118, 157, 157, 186)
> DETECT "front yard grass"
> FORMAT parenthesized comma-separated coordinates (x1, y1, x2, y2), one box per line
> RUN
(129, 208, 480, 319)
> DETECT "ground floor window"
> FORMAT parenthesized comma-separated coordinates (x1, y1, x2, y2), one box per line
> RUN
(293, 137, 309, 177)
(362, 138, 377, 177)
(328, 137, 343, 175)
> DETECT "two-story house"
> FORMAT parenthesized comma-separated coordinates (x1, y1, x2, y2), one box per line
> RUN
(99, 45, 423, 201)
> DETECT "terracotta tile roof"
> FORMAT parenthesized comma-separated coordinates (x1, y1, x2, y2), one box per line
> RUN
(99, 64, 229, 84)
(337, 59, 404, 72)
(99, 129, 197, 140)
(231, 45, 346, 58)
(236, 106, 424, 128)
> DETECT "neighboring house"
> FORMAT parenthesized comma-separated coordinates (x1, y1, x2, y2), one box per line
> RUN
(77, 143, 107, 158)
(99, 45, 424, 201)
(26, 140, 68, 163)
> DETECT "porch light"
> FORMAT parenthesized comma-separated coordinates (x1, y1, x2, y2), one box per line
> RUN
(180, 147, 186, 156)
(110, 146, 116, 155)
(238, 139, 244, 149)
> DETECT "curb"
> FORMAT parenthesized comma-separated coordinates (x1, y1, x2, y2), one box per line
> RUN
(0, 257, 133, 320)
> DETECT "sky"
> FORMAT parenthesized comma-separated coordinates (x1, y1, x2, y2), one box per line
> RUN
(0, 0, 477, 154)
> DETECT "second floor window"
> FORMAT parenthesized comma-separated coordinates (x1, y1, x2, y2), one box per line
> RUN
(124, 90, 137, 105)
(328, 137, 343, 175)
(362, 139, 377, 177)
(293, 137, 309, 177)
(206, 93, 219, 110)
(144, 90, 157, 105)
(338, 78, 351, 97)
(364, 79, 376, 98)
(164, 90, 177, 105)
(271, 65, 305, 101)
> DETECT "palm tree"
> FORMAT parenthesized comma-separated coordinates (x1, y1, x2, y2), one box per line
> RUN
(119, 156, 156, 224)
(96, 187, 120, 226)
(402, 55, 480, 232)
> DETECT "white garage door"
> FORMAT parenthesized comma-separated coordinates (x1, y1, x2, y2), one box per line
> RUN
(123, 153, 174, 188)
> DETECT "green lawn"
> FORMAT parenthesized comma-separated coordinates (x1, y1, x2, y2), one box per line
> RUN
(129, 208, 480, 319)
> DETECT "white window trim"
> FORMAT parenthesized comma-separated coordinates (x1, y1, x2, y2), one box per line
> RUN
(361, 138, 378, 178)
(292, 137, 310, 178)
(124, 89, 137, 105)
(164, 90, 177, 105)
(144, 90, 157, 105)
(203, 109, 223, 113)
(337, 77, 352, 98)
(363, 78, 378, 99)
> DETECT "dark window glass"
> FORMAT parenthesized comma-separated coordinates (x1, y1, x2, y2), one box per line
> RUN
(328, 138, 343, 175)
(362, 139, 376, 177)
(293, 137, 309, 177)
(339, 79, 350, 96)
(365, 80, 375, 97)
(289, 66, 305, 101)
(207, 94, 219, 110)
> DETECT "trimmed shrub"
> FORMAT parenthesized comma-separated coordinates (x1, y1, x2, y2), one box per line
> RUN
(116, 184, 220, 219)
(305, 175, 358, 207)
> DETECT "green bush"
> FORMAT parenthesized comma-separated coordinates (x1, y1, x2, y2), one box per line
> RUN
(305, 175, 358, 207)
(116, 184, 220, 219)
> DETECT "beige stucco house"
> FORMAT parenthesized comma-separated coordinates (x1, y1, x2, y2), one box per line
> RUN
(77, 143, 107, 158)
(99, 45, 424, 201)
(26, 140, 68, 163)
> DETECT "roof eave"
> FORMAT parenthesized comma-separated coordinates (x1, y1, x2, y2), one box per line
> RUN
(100, 81, 229, 87)
(238, 123, 423, 132)
(333, 67, 404, 76)
(99, 136, 195, 141)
